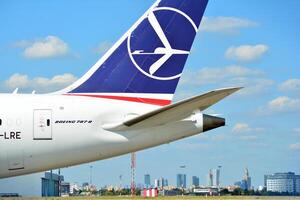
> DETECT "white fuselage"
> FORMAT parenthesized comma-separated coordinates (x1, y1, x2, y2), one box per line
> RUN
(0, 94, 203, 179)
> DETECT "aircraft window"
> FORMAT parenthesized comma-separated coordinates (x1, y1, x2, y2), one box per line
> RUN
(47, 119, 50, 126)
(0, 119, 2, 126)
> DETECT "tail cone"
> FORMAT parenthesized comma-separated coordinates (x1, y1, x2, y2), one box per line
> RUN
(203, 114, 225, 132)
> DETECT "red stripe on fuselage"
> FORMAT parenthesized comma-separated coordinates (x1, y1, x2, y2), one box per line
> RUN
(64, 94, 171, 106)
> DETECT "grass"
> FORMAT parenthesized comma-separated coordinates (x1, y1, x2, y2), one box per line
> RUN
(1, 196, 300, 200)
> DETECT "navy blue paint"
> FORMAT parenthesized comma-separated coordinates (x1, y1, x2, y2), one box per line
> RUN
(70, 0, 209, 94)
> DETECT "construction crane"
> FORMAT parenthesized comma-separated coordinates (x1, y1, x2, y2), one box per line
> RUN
(131, 152, 136, 196)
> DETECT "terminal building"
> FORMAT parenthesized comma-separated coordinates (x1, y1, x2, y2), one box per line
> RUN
(41, 172, 70, 197)
(264, 172, 300, 194)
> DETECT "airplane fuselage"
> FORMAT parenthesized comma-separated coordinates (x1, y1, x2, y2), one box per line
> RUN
(0, 94, 204, 179)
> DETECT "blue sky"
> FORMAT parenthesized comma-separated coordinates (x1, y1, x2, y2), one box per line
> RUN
(0, 0, 300, 196)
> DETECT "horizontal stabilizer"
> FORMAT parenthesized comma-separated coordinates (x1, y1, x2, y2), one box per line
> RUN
(102, 87, 242, 131)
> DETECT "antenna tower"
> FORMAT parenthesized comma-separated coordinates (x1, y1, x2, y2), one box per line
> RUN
(131, 152, 136, 196)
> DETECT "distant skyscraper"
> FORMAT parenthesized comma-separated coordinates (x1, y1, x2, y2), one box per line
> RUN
(154, 179, 160, 188)
(144, 174, 151, 188)
(236, 167, 251, 190)
(213, 168, 220, 187)
(160, 177, 168, 187)
(234, 168, 252, 190)
(160, 177, 164, 188)
(241, 179, 248, 190)
(243, 168, 251, 190)
(82, 182, 89, 187)
(234, 181, 242, 187)
(207, 169, 213, 187)
(177, 174, 187, 188)
(192, 176, 200, 187)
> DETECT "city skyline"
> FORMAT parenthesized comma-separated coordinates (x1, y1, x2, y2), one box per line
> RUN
(0, 0, 300, 196)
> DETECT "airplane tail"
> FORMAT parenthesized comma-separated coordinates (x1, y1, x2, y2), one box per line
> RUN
(57, 0, 209, 106)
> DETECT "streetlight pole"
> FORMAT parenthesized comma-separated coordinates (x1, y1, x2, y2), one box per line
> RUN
(58, 169, 61, 197)
(89, 165, 93, 186)
(218, 166, 222, 195)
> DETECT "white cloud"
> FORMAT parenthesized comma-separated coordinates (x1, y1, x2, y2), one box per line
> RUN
(240, 135, 258, 141)
(267, 96, 300, 113)
(201, 16, 258, 33)
(93, 41, 112, 54)
(211, 134, 227, 141)
(5, 74, 30, 89)
(182, 65, 262, 86)
(279, 79, 300, 92)
(11, 40, 32, 48)
(257, 96, 300, 115)
(14, 36, 69, 59)
(232, 123, 264, 142)
(288, 143, 300, 150)
(175, 143, 210, 151)
(33, 74, 77, 88)
(232, 123, 264, 133)
(4, 73, 77, 93)
(236, 78, 274, 96)
(294, 128, 300, 133)
(225, 44, 269, 62)
(232, 123, 251, 133)
(180, 65, 273, 96)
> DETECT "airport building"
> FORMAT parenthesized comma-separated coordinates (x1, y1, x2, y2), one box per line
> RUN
(70, 183, 81, 195)
(160, 189, 182, 196)
(193, 187, 219, 196)
(0, 193, 20, 197)
(60, 182, 70, 196)
(42, 172, 63, 197)
(264, 172, 300, 194)
(41, 172, 70, 197)
(297, 178, 300, 194)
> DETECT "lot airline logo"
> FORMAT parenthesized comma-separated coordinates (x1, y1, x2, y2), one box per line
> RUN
(127, 7, 198, 81)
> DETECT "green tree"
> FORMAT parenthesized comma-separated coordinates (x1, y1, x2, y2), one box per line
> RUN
(232, 188, 243, 195)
